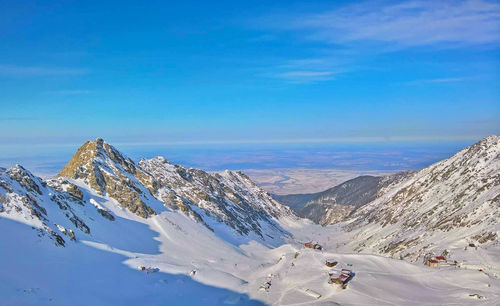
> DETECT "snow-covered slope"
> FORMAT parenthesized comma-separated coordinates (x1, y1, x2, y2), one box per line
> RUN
(1, 136, 499, 305)
(0, 163, 270, 305)
(0, 165, 103, 247)
(336, 135, 500, 265)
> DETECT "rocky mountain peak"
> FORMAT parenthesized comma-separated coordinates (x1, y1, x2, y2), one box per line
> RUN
(58, 138, 157, 218)
(1, 137, 294, 249)
(6, 164, 44, 196)
(54, 138, 292, 241)
(59, 138, 137, 178)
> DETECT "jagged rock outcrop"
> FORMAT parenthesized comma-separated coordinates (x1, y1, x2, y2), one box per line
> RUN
(58, 138, 157, 218)
(0, 166, 104, 246)
(139, 156, 292, 237)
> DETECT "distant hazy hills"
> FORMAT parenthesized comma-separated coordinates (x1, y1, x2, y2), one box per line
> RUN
(273, 171, 412, 225)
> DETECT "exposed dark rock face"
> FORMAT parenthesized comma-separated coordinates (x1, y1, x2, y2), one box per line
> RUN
(96, 208, 115, 221)
(6, 165, 43, 195)
(66, 183, 83, 200)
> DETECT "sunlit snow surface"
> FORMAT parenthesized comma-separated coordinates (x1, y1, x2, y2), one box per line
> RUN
(1, 204, 498, 305)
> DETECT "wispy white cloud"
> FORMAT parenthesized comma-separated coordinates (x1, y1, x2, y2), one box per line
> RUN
(273, 70, 336, 83)
(264, 57, 352, 83)
(252, 1, 499, 83)
(0, 65, 88, 77)
(404, 76, 477, 85)
(260, 0, 500, 48)
(278, 70, 334, 77)
(279, 58, 326, 68)
(425, 77, 471, 83)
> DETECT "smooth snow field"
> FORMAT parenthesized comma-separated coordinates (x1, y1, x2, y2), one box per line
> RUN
(1, 204, 498, 306)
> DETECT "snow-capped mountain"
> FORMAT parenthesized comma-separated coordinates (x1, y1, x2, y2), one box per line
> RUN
(138, 156, 292, 237)
(59, 138, 292, 239)
(58, 138, 161, 218)
(1, 138, 293, 249)
(337, 135, 500, 262)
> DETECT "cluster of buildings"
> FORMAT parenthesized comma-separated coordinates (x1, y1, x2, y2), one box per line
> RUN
(328, 269, 354, 288)
(138, 266, 159, 274)
(425, 255, 447, 267)
(304, 242, 323, 250)
(424, 255, 457, 267)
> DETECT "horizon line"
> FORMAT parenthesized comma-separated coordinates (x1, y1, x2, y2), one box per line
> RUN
(0, 135, 494, 148)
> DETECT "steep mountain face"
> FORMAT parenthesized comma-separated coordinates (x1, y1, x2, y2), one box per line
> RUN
(341, 135, 500, 261)
(1, 138, 292, 247)
(138, 156, 292, 237)
(58, 138, 158, 218)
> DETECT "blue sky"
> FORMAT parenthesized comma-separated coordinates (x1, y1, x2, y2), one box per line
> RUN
(0, 0, 499, 147)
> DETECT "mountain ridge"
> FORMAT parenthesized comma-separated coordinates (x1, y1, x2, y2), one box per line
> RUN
(1, 138, 294, 247)
(338, 134, 500, 261)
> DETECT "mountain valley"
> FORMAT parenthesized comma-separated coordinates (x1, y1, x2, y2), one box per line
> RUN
(1, 136, 499, 305)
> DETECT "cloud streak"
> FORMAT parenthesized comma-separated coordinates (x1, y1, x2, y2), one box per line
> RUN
(404, 76, 477, 85)
(252, 1, 499, 83)
(261, 0, 500, 48)
(275, 70, 336, 82)
(264, 57, 352, 83)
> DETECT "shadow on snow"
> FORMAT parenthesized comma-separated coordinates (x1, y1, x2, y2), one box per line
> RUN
(0, 218, 265, 306)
